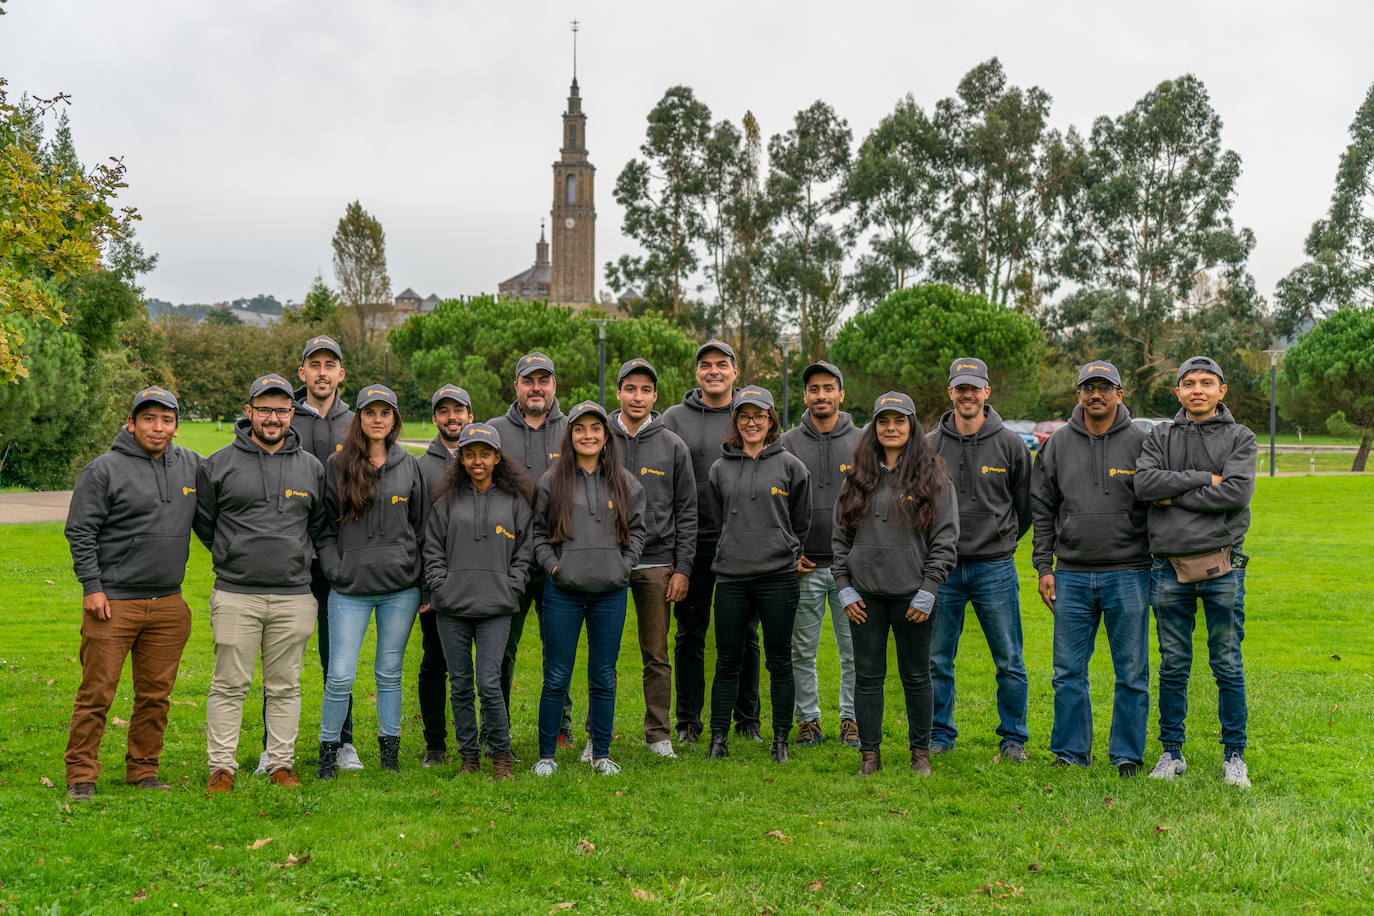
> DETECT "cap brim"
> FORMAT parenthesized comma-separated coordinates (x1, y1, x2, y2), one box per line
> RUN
(949, 375, 988, 388)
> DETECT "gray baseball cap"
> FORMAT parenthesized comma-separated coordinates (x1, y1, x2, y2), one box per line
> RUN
(733, 386, 775, 412)
(617, 358, 658, 384)
(130, 385, 179, 415)
(1177, 355, 1225, 384)
(566, 400, 609, 425)
(431, 384, 471, 410)
(802, 360, 844, 389)
(948, 357, 989, 388)
(515, 352, 556, 377)
(873, 391, 916, 417)
(356, 384, 399, 410)
(457, 422, 501, 451)
(695, 339, 736, 363)
(300, 334, 343, 363)
(1077, 360, 1122, 387)
(249, 373, 294, 400)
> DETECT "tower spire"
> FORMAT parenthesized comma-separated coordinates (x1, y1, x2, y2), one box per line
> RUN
(571, 19, 579, 86)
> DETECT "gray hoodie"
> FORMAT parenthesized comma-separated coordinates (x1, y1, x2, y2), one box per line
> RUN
(194, 418, 327, 595)
(662, 387, 738, 542)
(708, 441, 812, 582)
(1134, 404, 1256, 557)
(318, 443, 427, 595)
(488, 399, 566, 483)
(609, 410, 698, 576)
(292, 385, 353, 464)
(533, 464, 648, 593)
(927, 406, 1032, 562)
(417, 436, 456, 498)
(831, 468, 959, 599)
(423, 483, 533, 618)
(65, 429, 203, 599)
(780, 410, 863, 567)
(1031, 404, 1149, 575)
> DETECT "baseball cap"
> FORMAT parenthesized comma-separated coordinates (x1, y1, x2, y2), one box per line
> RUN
(249, 373, 294, 400)
(130, 385, 178, 415)
(695, 339, 736, 363)
(873, 391, 916, 417)
(566, 400, 609, 425)
(1077, 361, 1122, 388)
(431, 384, 471, 410)
(948, 357, 989, 388)
(300, 334, 343, 363)
(457, 422, 501, 451)
(1176, 355, 1225, 384)
(617, 358, 658, 384)
(802, 360, 844, 389)
(516, 352, 556, 377)
(356, 384, 399, 410)
(733, 386, 775, 412)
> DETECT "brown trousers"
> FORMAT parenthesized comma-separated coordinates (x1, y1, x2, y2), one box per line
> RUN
(64, 594, 192, 785)
(630, 566, 673, 742)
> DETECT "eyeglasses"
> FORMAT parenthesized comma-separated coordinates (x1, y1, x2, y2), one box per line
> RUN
(250, 406, 294, 419)
(1077, 383, 1118, 394)
(738, 414, 768, 427)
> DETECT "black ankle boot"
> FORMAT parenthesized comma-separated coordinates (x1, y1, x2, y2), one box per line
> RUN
(317, 740, 340, 780)
(771, 734, 789, 763)
(706, 729, 729, 759)
(379, 735, 401, 771)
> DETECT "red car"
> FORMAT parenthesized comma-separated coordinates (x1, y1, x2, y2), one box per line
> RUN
(1033, 420, 1067, 447)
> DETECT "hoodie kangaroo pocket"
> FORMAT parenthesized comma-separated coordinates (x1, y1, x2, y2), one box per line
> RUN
(338, 543, 415, 593)
(107, 535, 189, 590)
(1059, 512, 1137, 562)
(435, 568, 517, 615)
(715, 527, 795, 578)
(550, 544, 630, 593)
(850, 544, 922, 596)
(220, 533, 307, 585)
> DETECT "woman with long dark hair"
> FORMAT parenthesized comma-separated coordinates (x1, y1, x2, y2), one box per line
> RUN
(316, 384, 426, 778)
(531, 401, 646, 777)
(833, 392, 958, 776)
(706, 387, 812, 763)
(422, 422, 533, 781)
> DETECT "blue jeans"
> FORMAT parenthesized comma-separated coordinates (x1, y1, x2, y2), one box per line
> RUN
(321, 588, 419, 741)
(1049, 569, 1150, 766)
(1152, 558, 1248, 756)
(791, 566, 856, 723)
(931, 557, 1029, 749)
(539, 582, 627, 760)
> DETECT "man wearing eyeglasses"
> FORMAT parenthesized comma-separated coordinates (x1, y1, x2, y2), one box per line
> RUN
(1031, 361, 1151, 776)
(194, 374, 328, 794)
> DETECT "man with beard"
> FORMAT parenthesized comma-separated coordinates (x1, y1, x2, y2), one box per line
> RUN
(415, 384, 473, 766)
(779, 360, 862, 748)
(926, 357, 1033, 761)
(662, 340, 762, 744)
(195, 374, 328, 793)
(487, 352, 572, 744)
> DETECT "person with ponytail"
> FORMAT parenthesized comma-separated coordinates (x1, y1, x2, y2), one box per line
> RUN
(315, 384, 426, 778)
(531, 402, 647, 777)
(422, 422, 533, 781)
(833, 392, 959, 777)
(705, 387, 812, 764)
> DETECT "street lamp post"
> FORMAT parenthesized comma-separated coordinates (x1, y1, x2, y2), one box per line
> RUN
(776, 342, 791, 427)
(1263, 348, 1284, 478)
(384, 340, 390, 387)
(591, 318, 612, 406)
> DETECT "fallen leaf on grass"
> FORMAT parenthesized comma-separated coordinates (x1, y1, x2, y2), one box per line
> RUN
(1330, 654, 1341, 661)
(1154, 825, 1170, 835)
(1104, 797, 1116, 808)
(550, 903, 575, 913)
(807, 880, 823, 893)
(45, 678, 54, 685)
(576, 840, 596, 854)
(209, 845, 223, 850)
(453, 840, 461, 848)
(112, 717, 129, 727)
(39, 777, 54, 788)
(614, 791, 623, 797)
(172, 700, 198, 707)
(45, 579, 56, 585)
(1027, 862, 1041, 873)
(631, 888, 656, 901)
(247, 838, 274, 851)
(62, 803, 71, 814)
(132, 888, 147, 902)
(765, 830, 794, 844)
(887, 808, 909, 816)
(270, 853, 311, 868)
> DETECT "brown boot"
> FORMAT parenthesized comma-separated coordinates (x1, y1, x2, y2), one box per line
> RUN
(859, 749, 882, 776)
(910, 747, 931, 776)
(459, 754, 481, 774)
(491, 752, 514, 782)
(206, 769, 234, 795)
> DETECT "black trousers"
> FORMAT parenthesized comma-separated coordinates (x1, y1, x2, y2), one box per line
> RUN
(674, 542, 761, 732)
(710, 569, 798, 735)
(417, 609, 451, 751)
(849, 594, 934, 752)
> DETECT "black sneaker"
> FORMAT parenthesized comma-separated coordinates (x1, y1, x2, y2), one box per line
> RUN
(422, 749, 447, 768)
(1050, 757, 1073, 768)
(67, 782, 95, 802)
(999, 744, 1028, 763)
(676, 724, 701, 745)
(734, 723, 764, 742)
(1117, 761, 1140, 778)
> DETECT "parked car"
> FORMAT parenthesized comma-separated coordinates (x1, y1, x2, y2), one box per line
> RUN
(1131, 417, 1174, 434)
(1002, 419, 1039, 452)
(1033, 420, 1068, 447)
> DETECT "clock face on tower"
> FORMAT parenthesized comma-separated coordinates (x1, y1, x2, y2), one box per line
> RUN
(564, 217, 576, 229)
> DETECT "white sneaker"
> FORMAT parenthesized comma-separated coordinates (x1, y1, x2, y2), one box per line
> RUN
(591, 757, 621, 776)
(337, 743, 364, 771)
(1222, 754, 1251, 789)
(253, 749, 270, 776)
(1148, 751, 1187, 781)
(647, 739, 678, 758)
(532, 758, 559, 777)
(579, 738, 594, 763)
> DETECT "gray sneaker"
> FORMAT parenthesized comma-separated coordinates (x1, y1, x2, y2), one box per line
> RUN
(1222, 754, 1251, 789)
(929, 743, 955, 756)
(591, 757, 621, 776)
(579, 738, 594, 763)
(1148, 751, 1187, 780)
(336, 743, 364, 771)
(532, 758, 558, 777)
(999, 744, 1028, 763)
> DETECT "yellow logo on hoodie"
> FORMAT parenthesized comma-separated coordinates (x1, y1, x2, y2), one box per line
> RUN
(640, 466, 665, 477)
(496, 525, 515, 540)
(1109, 468, 1135, 477)
(771, 486, 789, 496)
(284, 489, 309, 499)
(981, 465, 1007, 474)
(182, 486, 196, 496)
(839, 464, 851, 474)
(392, 494, 409, 504)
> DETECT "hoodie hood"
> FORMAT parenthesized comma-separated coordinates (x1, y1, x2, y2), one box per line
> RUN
(1065, 403, 1138, 496)
(416, 435, 457, 498)
(488, 398, 566, 482)
(662, 389, 739, 541)
(290, 386, 353, 464)
(780, 410, 863, 566)
(926, 405, 1032, 561)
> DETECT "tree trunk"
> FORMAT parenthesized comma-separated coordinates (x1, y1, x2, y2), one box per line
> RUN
(1353, 433, 1371, 473)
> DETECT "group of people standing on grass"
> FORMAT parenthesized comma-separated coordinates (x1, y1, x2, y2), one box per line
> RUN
(60, 332, 1257, 801)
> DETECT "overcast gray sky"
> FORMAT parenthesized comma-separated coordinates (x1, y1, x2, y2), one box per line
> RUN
(3, 0, 1371, 308)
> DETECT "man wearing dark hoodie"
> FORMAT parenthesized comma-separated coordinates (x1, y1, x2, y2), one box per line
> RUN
(661, 339, 762, 744)
(926, 357, 1033, 761)
(63, 386, 203, 802)
(610, 358, 698, 758)
(289, 334, 362, 772)
(195, 374, 328, 794)
(1032, 361, 1150, 776)
(414, 383, 472, 766)
(487, 351, 572, 742)
(779, 360, 863, 748)
(1135, 356, 1256, 790)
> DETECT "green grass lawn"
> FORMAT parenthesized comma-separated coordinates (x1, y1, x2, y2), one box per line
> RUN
(172, 420, 428, 459)
(2, 476, 1372, 912)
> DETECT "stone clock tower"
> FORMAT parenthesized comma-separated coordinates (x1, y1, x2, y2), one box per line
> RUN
(549, 74, 595, 307)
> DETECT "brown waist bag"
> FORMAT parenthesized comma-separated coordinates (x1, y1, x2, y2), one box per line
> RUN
(1169, 547, 1232, 583)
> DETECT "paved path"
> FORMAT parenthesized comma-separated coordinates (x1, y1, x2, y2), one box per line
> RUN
(0, 490, 73, 524)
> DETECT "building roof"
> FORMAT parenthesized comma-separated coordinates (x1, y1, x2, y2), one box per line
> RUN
(419, 294, 441, 313)
(395, 287, 422, 301)
(500, 263, 551, 290)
